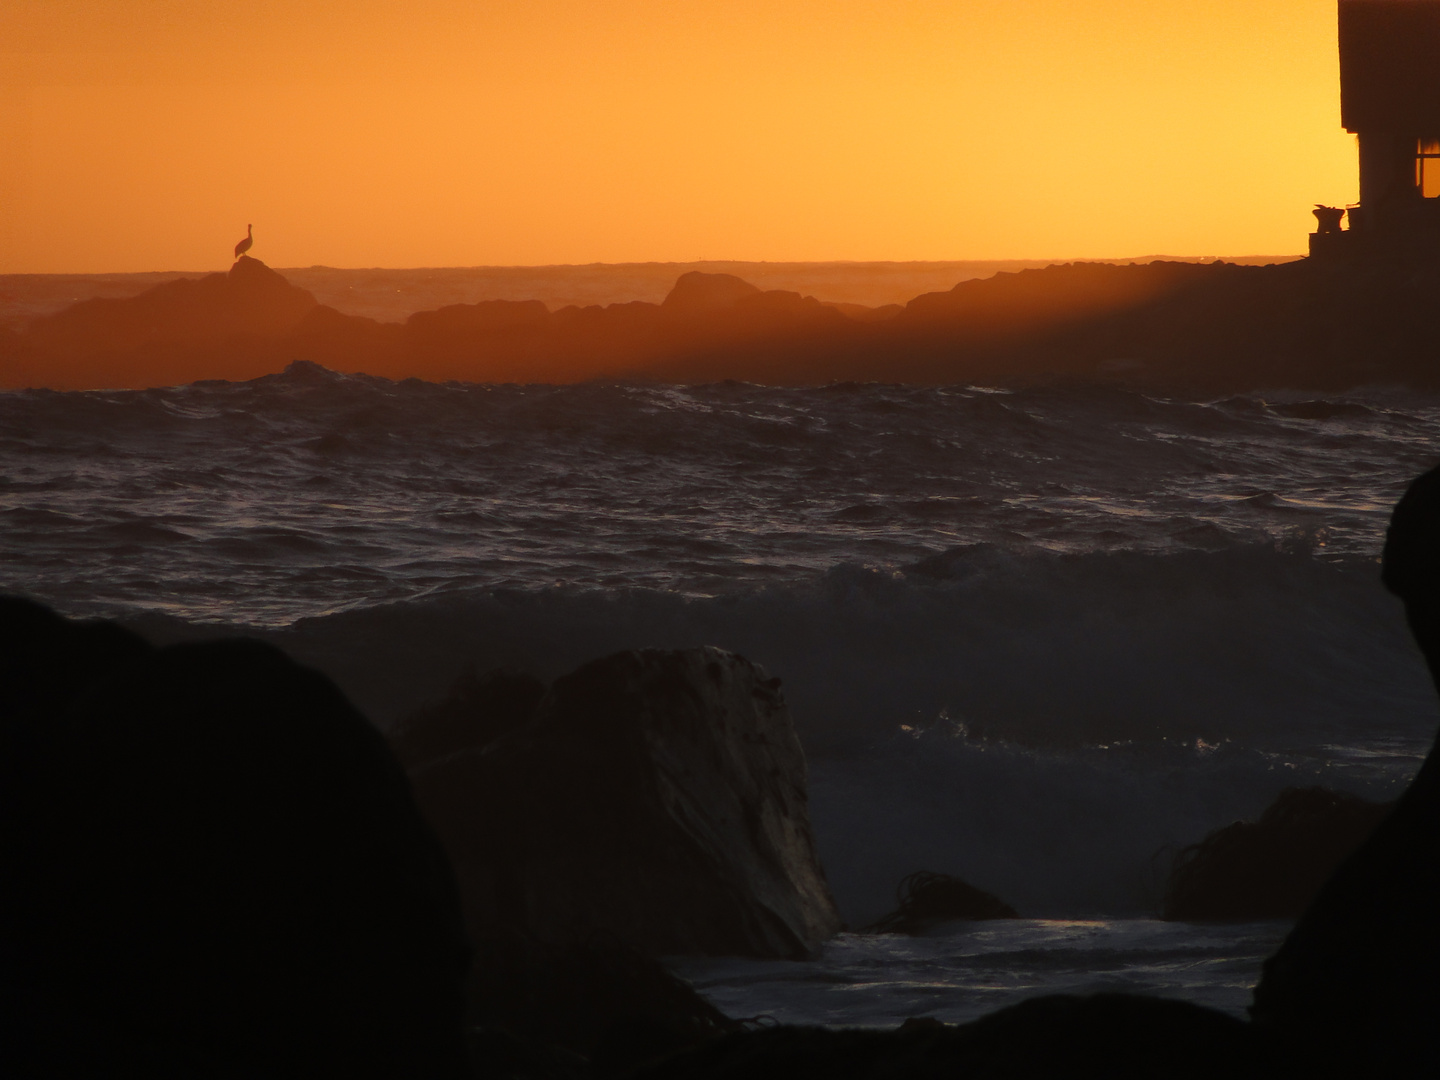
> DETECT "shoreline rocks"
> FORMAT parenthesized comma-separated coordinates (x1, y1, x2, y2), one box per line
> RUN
(7, 255, 1440, 392)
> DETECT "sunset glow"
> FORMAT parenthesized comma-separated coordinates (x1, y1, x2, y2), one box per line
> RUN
(2, 0, 1356, 273)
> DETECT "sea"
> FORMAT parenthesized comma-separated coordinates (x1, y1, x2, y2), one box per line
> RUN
(4, 362, 1437, 1027)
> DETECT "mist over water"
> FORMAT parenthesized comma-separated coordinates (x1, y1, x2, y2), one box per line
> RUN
(3, 366, 1436, 929)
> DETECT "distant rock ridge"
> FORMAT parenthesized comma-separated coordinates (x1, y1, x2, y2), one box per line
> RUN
(4, 254, 1440, 392)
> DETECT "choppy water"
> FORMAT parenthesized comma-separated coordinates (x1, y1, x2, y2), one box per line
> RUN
(3, 362, 1433, 623)
(4, 361, 1437, 1023)
(671, 920, 1292, 1026)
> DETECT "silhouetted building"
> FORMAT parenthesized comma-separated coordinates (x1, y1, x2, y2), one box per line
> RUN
(1311, 0, 1440, 259)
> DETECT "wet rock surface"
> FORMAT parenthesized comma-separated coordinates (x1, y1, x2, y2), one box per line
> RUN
(410, 646, 844, 959)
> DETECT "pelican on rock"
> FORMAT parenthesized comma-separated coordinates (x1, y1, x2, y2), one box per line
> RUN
(234, 224, 253, 260)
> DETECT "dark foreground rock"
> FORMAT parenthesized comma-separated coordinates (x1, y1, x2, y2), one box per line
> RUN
(410, 646, 843, 958)
(1249, 464, 1440, 1076)
(1163, 787, 1395, 922)
(633, 995, 1267, 1080)
(862, 870, 1019, 933)
(0, 597, 471, 1079)
(468, 934, 731, 1074)
(390, 666, 546, 768)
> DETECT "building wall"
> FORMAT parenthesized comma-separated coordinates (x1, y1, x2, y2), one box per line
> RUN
(1340, 0, 1440, 135)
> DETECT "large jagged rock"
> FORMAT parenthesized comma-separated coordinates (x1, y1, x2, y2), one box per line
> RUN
(410, 647, 843, 959)
(0, 597, 470, 1079)
(1251, 465, 1440, 1075)
(1162, 787, 1394, 922)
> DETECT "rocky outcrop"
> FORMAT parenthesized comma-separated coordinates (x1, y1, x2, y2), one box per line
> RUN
(886, 256, 1440, 391)
(0, 597, 470, 1079)
(27, 255, 315, 355)
(1162, 787, 1394, 922)
(410, 647, 843, 959)
(862, 871, 1019, 934)
(660, 272, 763, 314)
(8, 257, 319, 388)
(1251, 465, 1440, 1075)
(468, 934, 731, 1070)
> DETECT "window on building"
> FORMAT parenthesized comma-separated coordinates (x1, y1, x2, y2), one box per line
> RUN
(1418, 139, 1440, 198)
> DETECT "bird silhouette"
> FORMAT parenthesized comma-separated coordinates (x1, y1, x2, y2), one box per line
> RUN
(234, 224, 253, 260)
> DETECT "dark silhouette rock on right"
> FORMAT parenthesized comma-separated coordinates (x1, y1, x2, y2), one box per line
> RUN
(1163, 786, 1394, 922)
(1251, 465, 1440, 1075)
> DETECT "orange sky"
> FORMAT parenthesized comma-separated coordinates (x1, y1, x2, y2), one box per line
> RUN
(0, 0, 1356, 273)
